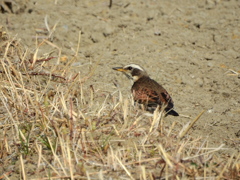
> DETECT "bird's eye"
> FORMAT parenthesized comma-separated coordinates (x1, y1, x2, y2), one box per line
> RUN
(128, 66, 132, 70)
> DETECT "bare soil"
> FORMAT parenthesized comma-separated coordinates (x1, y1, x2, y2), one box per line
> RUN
(0, 0, 239, 178)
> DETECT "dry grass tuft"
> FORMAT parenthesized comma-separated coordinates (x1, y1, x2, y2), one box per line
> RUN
(0, 28, 239, 179)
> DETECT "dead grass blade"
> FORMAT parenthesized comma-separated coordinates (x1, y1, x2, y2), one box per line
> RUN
(178, 110, 205, 139)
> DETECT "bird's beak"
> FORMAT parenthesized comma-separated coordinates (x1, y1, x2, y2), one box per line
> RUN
(113, 67, 132, 80)
(112, 67, 127, 72)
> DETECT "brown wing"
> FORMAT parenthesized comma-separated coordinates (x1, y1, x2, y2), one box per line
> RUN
(132, 77, 174, 109)
(132, 87, 173, 108)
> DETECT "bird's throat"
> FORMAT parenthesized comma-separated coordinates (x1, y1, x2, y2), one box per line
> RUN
(133, 75, 140, 82)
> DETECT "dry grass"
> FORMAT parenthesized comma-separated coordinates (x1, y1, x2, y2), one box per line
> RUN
(0, 28, 239, 180)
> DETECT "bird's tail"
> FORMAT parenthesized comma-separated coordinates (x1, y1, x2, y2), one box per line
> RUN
(166, 109, 179, 116)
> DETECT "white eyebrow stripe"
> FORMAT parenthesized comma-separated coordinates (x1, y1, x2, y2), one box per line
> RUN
(124, 64, 145, 71)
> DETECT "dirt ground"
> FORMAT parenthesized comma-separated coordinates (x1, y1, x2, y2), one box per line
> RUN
(1, 0, 239, 156)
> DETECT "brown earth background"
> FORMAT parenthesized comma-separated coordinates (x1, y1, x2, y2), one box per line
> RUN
(0, 0, 240, 178)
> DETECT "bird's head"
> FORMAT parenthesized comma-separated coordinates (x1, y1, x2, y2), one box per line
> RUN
(113, 64, 148, 82)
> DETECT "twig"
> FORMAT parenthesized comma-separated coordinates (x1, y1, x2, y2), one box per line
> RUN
(22, 72, 66, 80)
(44, 15, 50, 33)
(178, 110, 205, 139)
(115, 156, 134, 180)
(29, 56, 55, 64)
(109, 0, 112, 8)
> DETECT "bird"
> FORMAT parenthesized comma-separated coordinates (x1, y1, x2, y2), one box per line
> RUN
(112, 64, 179, 116)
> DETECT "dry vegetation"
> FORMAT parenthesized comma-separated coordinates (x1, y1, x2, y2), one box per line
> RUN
(0, 27, 239, 179)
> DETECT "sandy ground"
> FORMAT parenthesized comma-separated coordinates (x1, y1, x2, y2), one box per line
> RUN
(1, 0, 239, 152)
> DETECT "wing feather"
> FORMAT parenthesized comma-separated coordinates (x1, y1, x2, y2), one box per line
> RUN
(132, 77, 174, 109)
